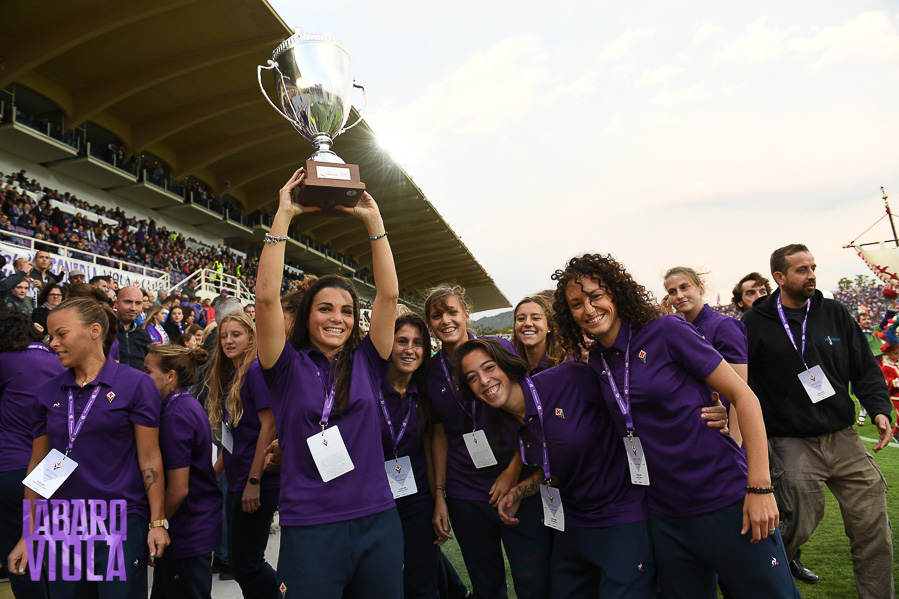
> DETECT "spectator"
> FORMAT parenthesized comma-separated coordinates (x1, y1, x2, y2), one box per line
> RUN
(243, 303, 255, 321)
(30, 250, 64, 289)
(68, 270, 86, 285)
(89, 275, 110, 294)
(31, 283, 66, 331)
(4, 278, 33, 319)
(116, 286, 152, 370)
(182, 278, 199, 302)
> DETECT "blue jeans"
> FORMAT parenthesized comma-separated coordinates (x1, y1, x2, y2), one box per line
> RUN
(277, 508, 403, 599)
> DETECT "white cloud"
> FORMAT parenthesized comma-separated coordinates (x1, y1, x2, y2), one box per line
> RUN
(553, 72, 600, 100)
(790, 10, 899, 67)
(652, 80, 711, 106)
(635, 65, 685, 87)
(598, 28, 657, 61)
(694, 21, 722, 43)
(711, 16, 795, 67)
(367, 35, 549, 154)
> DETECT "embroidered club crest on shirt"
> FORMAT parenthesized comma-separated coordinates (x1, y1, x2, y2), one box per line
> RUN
(771, 557, 780, 567)
(107, 392, 115, 402)
(638, 350, 647, 363)
(280, 582, 287, 597)
(52, 402, 60, 408)
(555, 408, 565, 419)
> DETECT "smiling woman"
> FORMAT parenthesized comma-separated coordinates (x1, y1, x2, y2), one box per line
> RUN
(253, 168, 401, 598)
(7, 297, 170, 597)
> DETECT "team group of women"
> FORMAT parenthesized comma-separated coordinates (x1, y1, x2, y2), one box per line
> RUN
(0, 168, 804, 599)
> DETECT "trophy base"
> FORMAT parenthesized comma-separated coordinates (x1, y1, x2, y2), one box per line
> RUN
(295, 160, 365, 217)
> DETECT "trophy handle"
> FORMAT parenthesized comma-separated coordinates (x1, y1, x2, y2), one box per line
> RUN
(338, 82, 367, 134)
(257, 60, 297, 125)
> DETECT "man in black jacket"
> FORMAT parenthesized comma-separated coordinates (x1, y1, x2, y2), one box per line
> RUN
(743, 244, 893, 599)
(115, 286, 152, 370)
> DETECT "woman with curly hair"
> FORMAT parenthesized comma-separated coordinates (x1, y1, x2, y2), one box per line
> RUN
(512, 294, 566, 375)
(551, 254, 799, 599)
(207, 311, 278, 599)
(425, 285, 550, 599)
(0, 309, 63, 598)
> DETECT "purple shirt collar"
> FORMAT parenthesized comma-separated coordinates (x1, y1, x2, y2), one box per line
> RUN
(690, 304, 713, 329)
(60, 354, 118, 389)
(601, 320, 632, 356)
(380, 376, 419, 399)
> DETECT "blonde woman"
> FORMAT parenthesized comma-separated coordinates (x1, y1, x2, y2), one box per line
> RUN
(207, 312, 279, 598)
(142, 305, 170, 345)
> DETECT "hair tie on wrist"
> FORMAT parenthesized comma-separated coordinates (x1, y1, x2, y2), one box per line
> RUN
(368, 231, 388, 241)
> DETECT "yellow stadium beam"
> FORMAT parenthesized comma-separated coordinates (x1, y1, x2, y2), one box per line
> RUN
(175, 125, 290, 177)
(0, 0, 199, 90)
(131, 88, 262, 151)
(69, 35, 284, 126)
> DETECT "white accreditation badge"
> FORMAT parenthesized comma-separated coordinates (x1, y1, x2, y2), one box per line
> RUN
(623, 436, 650, 486)
(540, 484, 565, 531)
(23, 449, 77, 499)
(384, 455, 418, 499)
(798, 365, 836, 404)
(463, 430, 498, 469)
(221, 422, 234, 453)
(306, 425, 354, 482)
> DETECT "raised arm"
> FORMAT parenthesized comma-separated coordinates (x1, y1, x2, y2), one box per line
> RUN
(256, 169, 319, 368)
(335, 193, 398, 358)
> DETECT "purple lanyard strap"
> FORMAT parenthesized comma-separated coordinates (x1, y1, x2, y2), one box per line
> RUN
(378, 391, 414, 458)
(599, 330, 635, 435)
(440, 351, 478, 431)
(520, 377, 551, 483)
(314, 363, 337, 431)
(66, 385, 103, 457)
(776, 296, 811, 370)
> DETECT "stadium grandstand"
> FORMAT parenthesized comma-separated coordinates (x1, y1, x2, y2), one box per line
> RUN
(0, 0, 510, 311)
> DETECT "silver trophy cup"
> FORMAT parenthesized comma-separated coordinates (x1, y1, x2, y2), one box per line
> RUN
(258, 31, 367, 213)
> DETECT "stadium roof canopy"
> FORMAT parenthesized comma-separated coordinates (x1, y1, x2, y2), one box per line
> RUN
(0, 0, 509, 311)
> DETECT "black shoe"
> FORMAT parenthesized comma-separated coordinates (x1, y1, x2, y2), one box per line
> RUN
(789, 558, 819, 584)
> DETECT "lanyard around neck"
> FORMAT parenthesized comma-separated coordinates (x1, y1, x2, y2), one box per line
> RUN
(776, 296, 811, 369)
(599, 330, 635, 434)
(519, 377, 551, 483)
(378, 390, 414, 457)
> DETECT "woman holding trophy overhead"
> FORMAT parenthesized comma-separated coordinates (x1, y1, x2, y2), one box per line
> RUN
(255, 168, 403, 598)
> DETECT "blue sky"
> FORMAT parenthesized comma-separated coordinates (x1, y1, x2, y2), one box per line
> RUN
(267, 1, 899, 314)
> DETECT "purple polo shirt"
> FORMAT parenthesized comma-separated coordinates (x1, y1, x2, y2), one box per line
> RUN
(33, 355, 160, 518)
(109, 337, 119, 362)
(378, 378, 433, 514)
(692, 305, 748, 410)
(427, 335, 521, 502)
(222, 360, 280, 493)
(158, 388, 221, 559)
(589, 316, 747, 517)
(261, 335, 396, 526)
(0, 344, 64, 472)
(517, 362, 648, 527)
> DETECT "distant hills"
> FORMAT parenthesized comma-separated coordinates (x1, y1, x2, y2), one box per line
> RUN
(472, 310, 513, 332)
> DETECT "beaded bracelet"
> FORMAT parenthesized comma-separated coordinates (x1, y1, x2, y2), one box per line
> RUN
(745, 485, 775, 494)
(263, 233, 289, 244)
(368, 231, 388, 241)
